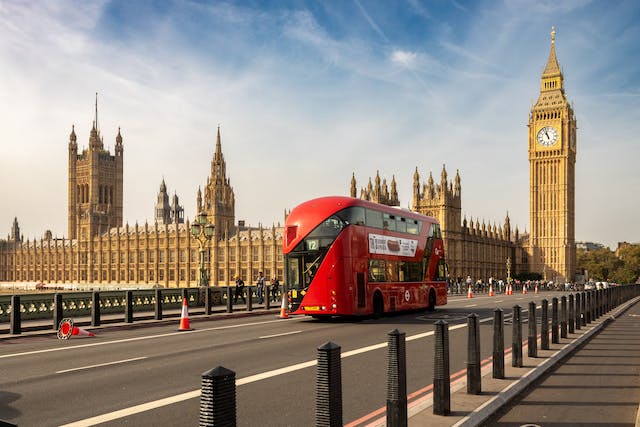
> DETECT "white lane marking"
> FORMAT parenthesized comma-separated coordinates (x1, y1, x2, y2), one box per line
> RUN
(496, 300, 503, 303)
(61, 315, 493, 426)
(56, 357, 147, 374)
(464, 304, 477, 308)
(259, 330, 301, 339)
(0, 318, 293, 360)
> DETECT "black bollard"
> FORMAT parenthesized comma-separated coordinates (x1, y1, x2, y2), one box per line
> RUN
(386, 329, 407, 427)
(125, 290, 133, 323)
(493, 308, 504, 379)
(433, 320, 450, 415)
(247, 287, 253, 312)
(528, 301, 537, 358)
(467, 314, 481, 394)
(586, 291, 592, 324)
(155, 288, 163, 320)
(551, 297, 559, 344)
(568, 294, 574, 333)
(200, 366, 236, 427)
(182, 288, 189, 303)
(512, 305, 522, 367)
(226, 286, 233, 313)
(540, 299, 549, 350)
(204, 287, 212, 315)
(53, 293, 63, 331)
(575, 292, 581, 331)
(560, 296, 567, 338)
(316, 342, 342, 427)
(265, 289, 271, 310)
(10, 295, 21, 335)
(91, 291, 101, 327)
(583, 291, 588, 325)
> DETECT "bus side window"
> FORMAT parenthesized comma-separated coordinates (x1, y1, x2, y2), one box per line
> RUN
(436, 259, 447, 281)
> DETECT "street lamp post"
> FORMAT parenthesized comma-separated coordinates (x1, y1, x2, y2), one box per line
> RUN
(506, 257, 512, 284)
(190, 212, 215, 287)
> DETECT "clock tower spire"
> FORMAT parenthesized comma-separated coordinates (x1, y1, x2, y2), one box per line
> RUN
(527, 27, 577, 283)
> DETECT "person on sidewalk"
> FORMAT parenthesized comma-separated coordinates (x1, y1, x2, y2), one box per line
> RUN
(271, 276, 280, 302)
(234, 276, 246, 304)
(256, 271, 265, 304)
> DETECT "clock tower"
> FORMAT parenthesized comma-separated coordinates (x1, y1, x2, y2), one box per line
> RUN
(528, 27, 577, 283)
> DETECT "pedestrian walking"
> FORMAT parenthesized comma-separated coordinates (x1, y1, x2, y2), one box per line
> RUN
(256, 271, 265, 304)
(271, 277, 280, 302)
(234, 276, 246, 304)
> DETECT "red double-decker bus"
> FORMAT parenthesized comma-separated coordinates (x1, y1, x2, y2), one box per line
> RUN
(283, 196, 448, 317)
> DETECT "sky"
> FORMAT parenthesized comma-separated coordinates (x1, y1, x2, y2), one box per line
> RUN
(1, 0, 639, 249)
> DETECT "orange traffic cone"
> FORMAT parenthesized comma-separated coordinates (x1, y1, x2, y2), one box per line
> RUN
(535, 284, 539, 294)
(522, 285, 527, 295)
(279, 294, 289, 319)
(489, 283, 494, 297)
(467, 285, 473, 299)
(57, 318, 94, 339)
(178, 297, 193, 331)
(507, 284, 512, 296)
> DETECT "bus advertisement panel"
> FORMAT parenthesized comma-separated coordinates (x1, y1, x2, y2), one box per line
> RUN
(283, 196, 448, 317)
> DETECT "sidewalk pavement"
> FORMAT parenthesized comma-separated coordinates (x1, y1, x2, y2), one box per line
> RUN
(404, 296, 640, 427)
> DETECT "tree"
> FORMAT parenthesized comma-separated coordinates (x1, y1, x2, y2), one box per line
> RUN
(577, 244, 640, 284)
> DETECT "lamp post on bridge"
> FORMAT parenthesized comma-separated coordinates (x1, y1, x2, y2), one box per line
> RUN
(506, 257, 512, 285)
(190, 212, 215, 287)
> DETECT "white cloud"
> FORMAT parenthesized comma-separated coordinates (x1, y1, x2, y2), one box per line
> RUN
(390, 49, 418, 68)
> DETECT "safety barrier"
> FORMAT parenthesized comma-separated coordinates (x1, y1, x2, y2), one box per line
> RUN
(196, 284, 638, 427)
(1, 286, 282, 334)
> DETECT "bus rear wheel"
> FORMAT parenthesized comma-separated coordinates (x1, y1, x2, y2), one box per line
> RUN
(372, 292, 384, 318)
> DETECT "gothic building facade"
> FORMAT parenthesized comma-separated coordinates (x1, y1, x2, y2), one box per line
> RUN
(0, 119, 283, 287)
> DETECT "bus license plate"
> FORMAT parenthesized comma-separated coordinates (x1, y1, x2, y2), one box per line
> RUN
(304, 306, 320, 311)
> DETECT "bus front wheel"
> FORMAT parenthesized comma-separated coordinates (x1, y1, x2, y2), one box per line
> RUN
(373, 292, 384, 318)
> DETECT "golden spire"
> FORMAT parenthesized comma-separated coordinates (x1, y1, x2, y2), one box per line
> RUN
(542, 26, 561, 78)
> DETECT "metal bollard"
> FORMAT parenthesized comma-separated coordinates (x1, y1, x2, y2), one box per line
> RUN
(53, 293, 63, 331)
(467, 314, 481, 394)
(92, 292, 101, 327)
(266, 289, 271, 310)
(10, 295, 21, 335)
(386, 329, 407, 427)
(316, 342, 342, 427)
(125, 290, 133, 323)
(433, 320, 450, 415)
(586, 291, 592, 324)
(551, 298, 559, 344)
(204, 287, 212, 316)
(528, 301, 537, 358)
(512, 305, 522, 368)
(568, 294, 574, 334)
(540, 299, 549, 350)
(182, 288, 189, 303)
(560, 296, 567, 338)
(247, 287, 253, 312)
(575, 292, 581, 330)
(226, 287, 233, 313)
(493, 308, 504, 379)
(583, 291, 588, 325)
(155, 289, 163, 320)
(200, 366, 236, 427)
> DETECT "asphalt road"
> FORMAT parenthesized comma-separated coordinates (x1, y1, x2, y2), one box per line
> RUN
(0, 291, 564, 426)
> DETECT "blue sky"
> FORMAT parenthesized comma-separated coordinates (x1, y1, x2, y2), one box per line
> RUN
(1, 0, 639, 249)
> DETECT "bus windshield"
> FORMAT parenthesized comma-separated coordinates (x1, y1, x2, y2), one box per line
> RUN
(286, 215, 345, 298)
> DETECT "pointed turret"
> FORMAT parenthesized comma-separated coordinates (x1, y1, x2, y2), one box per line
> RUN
(390, 175, 398, 205)
(115, 127, 123, 156)
(350, 173, 357, 198)
(540, 26, 564, 94)
(454, 169, 461, 196)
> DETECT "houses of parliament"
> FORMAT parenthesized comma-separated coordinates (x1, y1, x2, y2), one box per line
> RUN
(0, 29, 576, 287)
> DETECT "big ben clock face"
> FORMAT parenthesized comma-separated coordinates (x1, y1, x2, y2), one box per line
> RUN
(537, 126, 558, 147)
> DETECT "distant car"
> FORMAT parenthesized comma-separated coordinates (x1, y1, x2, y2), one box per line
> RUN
(584, 283, 595, 290)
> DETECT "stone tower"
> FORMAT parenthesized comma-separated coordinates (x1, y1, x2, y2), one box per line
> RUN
(155, 179, 171, 224)
(527, 27, 577, 282)
(412, 165, 462, 238)
(198, 126, 235, 236)
(68, 95, 124, 240)
(351, 171, 399, 206)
